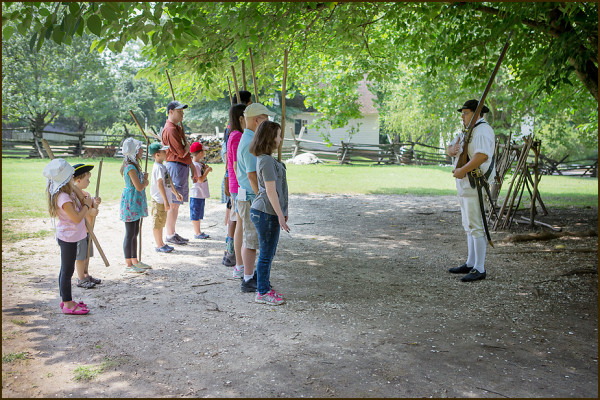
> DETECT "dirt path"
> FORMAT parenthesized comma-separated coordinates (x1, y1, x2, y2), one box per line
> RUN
(2, 194, 598, 397)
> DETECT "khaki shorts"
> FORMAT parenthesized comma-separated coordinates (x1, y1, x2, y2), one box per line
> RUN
(75, 234, 93, 260)
(236, 199, 259, 250)
(150, 199, 167, 230)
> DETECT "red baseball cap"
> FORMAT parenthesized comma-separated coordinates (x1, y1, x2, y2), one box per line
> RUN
(190, 142, 203, 153)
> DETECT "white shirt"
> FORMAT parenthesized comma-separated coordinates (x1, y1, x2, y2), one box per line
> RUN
(450, 118, 496, 194)
(150, 161, 172, 204)
(190, 161, 210, 199)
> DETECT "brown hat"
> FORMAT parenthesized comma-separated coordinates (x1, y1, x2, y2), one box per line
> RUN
(458, 99, 490, 114)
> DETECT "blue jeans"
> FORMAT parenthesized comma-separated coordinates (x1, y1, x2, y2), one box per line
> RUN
(250, 209, 280, 295)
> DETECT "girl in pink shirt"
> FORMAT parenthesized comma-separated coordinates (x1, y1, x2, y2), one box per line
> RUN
(226, 103, 247, 274)
(43, 159, 93, 315)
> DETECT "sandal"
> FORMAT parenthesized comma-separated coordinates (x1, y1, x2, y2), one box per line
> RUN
(88, 276, 102, 284)
(76, 278, 96, 289)
(62, 303, 89, 315)
(60, 301, 87, 309)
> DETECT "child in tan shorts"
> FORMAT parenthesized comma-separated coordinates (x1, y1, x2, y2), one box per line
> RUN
(72, 163, 102, 288)
(149, 142, 183, 253)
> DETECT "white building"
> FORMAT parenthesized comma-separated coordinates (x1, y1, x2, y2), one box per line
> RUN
(287, 78, 379, 151)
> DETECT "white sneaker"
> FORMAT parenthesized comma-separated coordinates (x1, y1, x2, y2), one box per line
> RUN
(232, 265, 244, 279)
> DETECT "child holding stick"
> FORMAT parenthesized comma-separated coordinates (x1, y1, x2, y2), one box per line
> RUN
(248, 121, 289, 305)
(43, 158, 92, 315)
(72, 164, 102, 288)
(120, 137, 151, 273)
(149, 142, 183, 252)
(189, 142, 213, 239)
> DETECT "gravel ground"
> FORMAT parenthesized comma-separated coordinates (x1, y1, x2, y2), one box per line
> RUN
(2, 194, 598, 397)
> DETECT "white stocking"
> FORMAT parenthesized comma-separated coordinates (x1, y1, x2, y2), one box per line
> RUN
(466, 233, 475, 267)
(473, 235, 487, 273)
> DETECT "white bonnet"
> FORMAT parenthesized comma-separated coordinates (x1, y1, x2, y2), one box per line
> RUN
(42, 158, 74, 195)
(122, 137, 143, 164)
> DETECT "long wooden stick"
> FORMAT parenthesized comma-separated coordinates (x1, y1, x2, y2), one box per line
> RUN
(165, 70, 187, 148)
(530, 140, 540, 226)
(241, 60, 247, 91)
(129, 110, 150, 262)
(249, 48, 259, 103)
(95, 159, 103, 198)
(457, 32, 512, 169)
(41, 139, 109, 267)
(231, 66, 240, 104)
(278, 48, 288, 162)
(86, 158, 103, 262)
(227, 77, 233, 105)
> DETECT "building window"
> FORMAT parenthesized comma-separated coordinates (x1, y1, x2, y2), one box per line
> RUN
(294, 119, 308, 135)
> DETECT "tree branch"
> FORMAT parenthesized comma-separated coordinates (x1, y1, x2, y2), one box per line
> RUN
(357, 14, 386, 28)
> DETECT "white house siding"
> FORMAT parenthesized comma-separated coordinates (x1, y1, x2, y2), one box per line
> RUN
(287, 112, 379, 151)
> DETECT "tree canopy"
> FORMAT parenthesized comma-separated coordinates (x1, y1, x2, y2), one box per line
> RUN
(3, 2, 597, 152)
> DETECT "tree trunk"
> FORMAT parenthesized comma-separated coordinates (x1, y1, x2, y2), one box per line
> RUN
(123, 123, 131, 138)
(31, 115, 45, 158)
(569, 57, 598, 102)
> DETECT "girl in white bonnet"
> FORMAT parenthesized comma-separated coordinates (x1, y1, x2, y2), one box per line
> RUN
(119, 137, 150, 273)
(43, 158, 93, 315)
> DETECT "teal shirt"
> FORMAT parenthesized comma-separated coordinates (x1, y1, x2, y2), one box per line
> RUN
(236, 128, 257, 198)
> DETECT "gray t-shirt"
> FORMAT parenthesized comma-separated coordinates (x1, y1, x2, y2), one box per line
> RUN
(251, 155, 288, 217)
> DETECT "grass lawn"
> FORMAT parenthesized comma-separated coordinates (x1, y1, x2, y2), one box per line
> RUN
(2, 157, 597, 230)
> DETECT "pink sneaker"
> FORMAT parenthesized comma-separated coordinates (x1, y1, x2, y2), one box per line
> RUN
(255, 289, 285, 306)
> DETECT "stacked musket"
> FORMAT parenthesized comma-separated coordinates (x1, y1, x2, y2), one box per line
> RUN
(490, 134, 547, 230)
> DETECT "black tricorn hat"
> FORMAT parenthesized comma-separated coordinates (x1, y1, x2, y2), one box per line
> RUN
(72, 163, 94, 178)
(458, 99, 490, 114)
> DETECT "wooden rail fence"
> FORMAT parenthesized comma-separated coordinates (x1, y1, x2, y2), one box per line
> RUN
(283, 129, 449, 165)
(2, 127, 147, 159)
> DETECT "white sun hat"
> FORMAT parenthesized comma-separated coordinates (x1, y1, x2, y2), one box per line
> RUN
(122, 137, 144, 164)
(42, 158, 74, 195)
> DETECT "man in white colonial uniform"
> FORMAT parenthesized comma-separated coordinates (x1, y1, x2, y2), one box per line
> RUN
(446, 99, 496, 282)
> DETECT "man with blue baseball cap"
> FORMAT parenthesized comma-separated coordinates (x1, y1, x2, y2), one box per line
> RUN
(161, 100, 197, 245)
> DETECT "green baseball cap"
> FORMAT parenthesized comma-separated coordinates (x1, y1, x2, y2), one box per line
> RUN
(149, 142, 169, 155)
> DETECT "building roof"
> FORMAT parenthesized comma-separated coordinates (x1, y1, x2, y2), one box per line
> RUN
(289, 76, 378, 116)
(357, 77, 378, 115)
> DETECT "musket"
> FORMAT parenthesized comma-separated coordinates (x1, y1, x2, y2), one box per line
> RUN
(456, 32, 512, 169)
(278, 48, 289, 162)
(165, 70, 188, 149)
(129, 110, 150, 262)
(85, 158, 103, 263)
(249, 48, 259, 103)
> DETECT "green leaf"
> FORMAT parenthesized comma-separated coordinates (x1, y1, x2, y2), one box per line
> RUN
(17, 22, 27, 35)
(72, 16, 82, 36)
(87, 14, 102, 36)
(44, 26, 52, 39)
(154, 4, 163, 20)
(68, 2, 80, 15)
(38, 8, 51, 17)
(90, 39, 99, 52)
(189, 25, 203, 37)
(3, 25, 14, 40)
(100, 5, 118, 21)
(51, 28, 65, 44)
(35, 34, 44, 52)
(28, 31, 37, 51)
